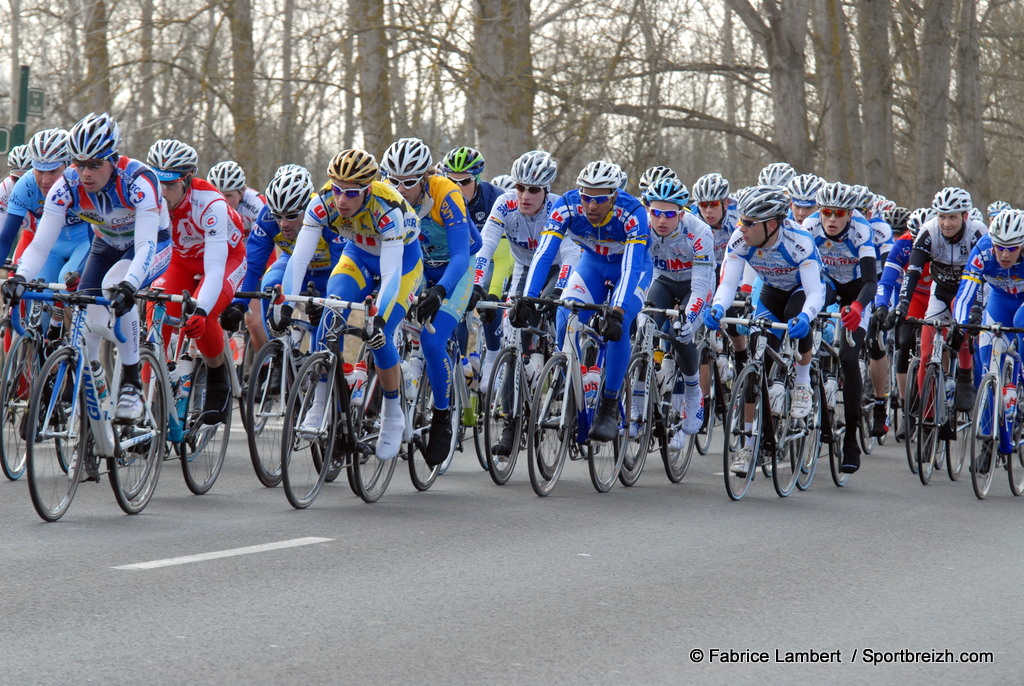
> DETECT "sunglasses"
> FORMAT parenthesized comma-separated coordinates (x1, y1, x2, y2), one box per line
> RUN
(388, 176, 423, 190)
(72, 159, 105, 171)
(994, 244, 1021, 253)
(820, 208, 848, 219)
(580, 193, 612, 205)
(738, 218, 764, 228)
(650, 209, 679, 219)
(269, 210, 304, 222)
(447, 176, 474, 187)
(515, 183, 545, 195)
(698, 201, 721, 210)
(331, 183, 369, 199)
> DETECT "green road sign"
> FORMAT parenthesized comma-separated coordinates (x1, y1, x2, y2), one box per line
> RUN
(27, 88, 44, 118)
(0, 127, 10, 155)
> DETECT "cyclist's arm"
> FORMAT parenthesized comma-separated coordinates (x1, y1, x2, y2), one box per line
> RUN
(123, 173, 162, 289)
(711, 249, 745, 309)
(798, 259, 825, 320)
(195, 201, 230, 312)
(900, 235, 930, 302)
(952, 247, 985, 324)
(687, 247, 716, 325)
(855, 244, 878, 307)
(16, 178, 72, 282)
(0, 175, 33, 263)
(436, 190, 471, 296)
(285, 198, 323, 296)
(235, 221, 276, 305)
(472, 206, 506, 287)
(609, 208, 649, 310)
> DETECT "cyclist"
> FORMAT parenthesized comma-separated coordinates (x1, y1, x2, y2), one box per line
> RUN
(643, 176, 715, 446)
(853, 185, 894, 265)
(207, 160, 266, 238)
(804, 181, 878, 472)
(0, 145, 31, 230)
(379, 137, 481, 466)
(787, 173, 824, 226)
(1, 112, 172, 420)
(894, 187, 986, 413)
(703, 185, 824, 476)
(0, 128, 91, 285)
(146, 139, 247, 423)
(279, 148, 421, 461)
(512, 160, 652, 442)
(221, 165, 343, 355)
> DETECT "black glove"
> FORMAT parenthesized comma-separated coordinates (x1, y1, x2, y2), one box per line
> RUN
(595, 308, 624, 342)
(508, 299, 533, 328)
(479, 293, 500, 324)
(108, 280, 138, 317)
(417, 284, 446, 324)
(969, 304, 983, 327)
(219, 302, 247, 333)
(1, 275, 26, 306)
(468, 285, 485, 312)
(950, 325, 965, 351)
(886, 301, 908, 331)
(366, 315, 388, 349)
(269, 304, 293, 335)
(306, 301, 323, 328)
(869, 305, 888, 337)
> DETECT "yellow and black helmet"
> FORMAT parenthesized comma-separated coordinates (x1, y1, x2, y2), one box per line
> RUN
(328, 149, 378, 186)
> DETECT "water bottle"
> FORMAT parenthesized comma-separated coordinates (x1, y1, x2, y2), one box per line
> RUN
(468, 351, 481, 380)
(349, 360, 368, 407)
(1004, 382, 1017, 423)
(945, 377, 956, 411)
(176, 354, 193, 401)
(461, 356, 474, 387)
(583, 365, 600, 410)
(717, 353, 733, 382)
(630, 377, 646, 421)
(768, 379, 785, 416)
(525, 353, 543, 382)
(91, 360, 110, 411)
(657, 354, 675, 389)
(403, 357, 423, 399)
(824, 376, 839, 410)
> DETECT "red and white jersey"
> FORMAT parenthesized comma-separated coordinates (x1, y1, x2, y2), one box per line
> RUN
(169, 178, 245, 261)
(238, 187, 266, 237)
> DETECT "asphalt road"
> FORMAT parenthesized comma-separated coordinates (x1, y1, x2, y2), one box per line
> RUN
(1, 419, 1020, 685)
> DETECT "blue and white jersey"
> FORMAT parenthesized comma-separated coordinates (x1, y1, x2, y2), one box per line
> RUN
(0, 172, 91, 262)
(868, 214, 894, 260)
(525, 189, 649, 309)
(649, 212, 716, 284)
(712, 219, 824, 320)
(803, 212, 875, 285)
(692, 199, 739, 264)
(954, 235, 1024, 323)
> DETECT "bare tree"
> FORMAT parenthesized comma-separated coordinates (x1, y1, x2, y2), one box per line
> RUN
(954, 0, 990, 207)
(912, 0, 955, 204)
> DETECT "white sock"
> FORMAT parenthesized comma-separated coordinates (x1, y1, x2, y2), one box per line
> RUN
(795, 362, 811, 385)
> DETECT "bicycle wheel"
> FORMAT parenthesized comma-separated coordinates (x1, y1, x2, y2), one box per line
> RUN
(177, 358, 229, 495)
(483, 348, 523, 486)
(858, 356, 875, 455)
(916, 365, 942, 486)
(772, 375, 806, 498)
(26, 347, 85, 522)
(796, 374, 824, 491)
(408, 363, 448, 491)
(660, 388, 692, 484)
(0, 334, 38, 480)
(281, 351, 337, 509)
(903, 358, 920, 474)
(723, 365, 762, 501)
(946, 408, 972, 481)
(828, 374, 850, 488)
(527, 353, 573, 497)
(349, 370, 398, 503)
(1008, 399, 1024, 496)
(244, 339, 287, 487)
(109, 347, 166, 514)
(970, 375, 998, 499)
(693, 342, 717, 456)
(619, 352, 653, 487)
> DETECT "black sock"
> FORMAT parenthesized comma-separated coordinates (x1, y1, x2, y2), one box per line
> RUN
(122, 363, 141, 388)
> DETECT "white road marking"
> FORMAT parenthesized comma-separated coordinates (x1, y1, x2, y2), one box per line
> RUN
(112, 537, 333, 570)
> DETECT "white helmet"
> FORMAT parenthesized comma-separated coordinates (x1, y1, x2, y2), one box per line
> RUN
(7, 145, 31, 174)
(692, 172, 731, 203)
(988, 209, 1024, 248)
(907, 207, 935, 238)
(490, 174, 515, 192)
(816, 182, 859, 210)
(758, 162, 796, 188)
(26, 128, 69, 171)
(988, 200, 1012, 217)
(638, 165, 678, 194)
(932, 186, 972, 214)
(738, 185, 790, 221)
(146, 139, 198, 182)
(265, 167, 313, 218)
(274, 163, 311, 183)
(786, 174, 824, 207)
(67, 112, 121, 161)
(380, 137, 433, 177)
(510, 150, 557, 187)
(208, 161, 247, 192)
(576, 160, 622, 190)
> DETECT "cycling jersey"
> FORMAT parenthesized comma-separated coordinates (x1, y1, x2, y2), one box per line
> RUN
(237, 187, 266, 237)
(713, 220, 824, 321)
(954, 235, 1024, 323)
(868, 214, 894, 261)
(413, 175, 480, 286)
(804, 212, 875, 285)
(0, 175, 18, 230)
(875, 232, 931, 308)
(905, 217, 986, 296)
(648, 214, 716, 326)
(0, 172, 91, 265)
(694, 199, 740, 263)
(525, 189, 649, 309)
(465, 180, 503, 231)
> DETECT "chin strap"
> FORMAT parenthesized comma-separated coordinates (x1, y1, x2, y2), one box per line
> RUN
(757, 218, 780, 249)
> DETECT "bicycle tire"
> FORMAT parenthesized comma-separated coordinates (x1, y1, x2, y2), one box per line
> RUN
(694, 342, 716, 456)
(828, 371, 850, 488)
(483, 348, 523, 486)
(26, 347, 85, 522)
(349, 370, 398, 503)
(618, 352, 653, 487)
(858, 356, 875, 455)
(527, 353, 573, 497)
(903, 358, 920, 474)
(281, 351, 337, 509)
(109, 347, 166, 514)
(771, 372, 805, 499)
(723, 365, 762, 501)
(407, 363, 443, 491)
(177, 358, 229, 495)
(0, 334, 37, 480)
(946, 408, 971, 481)
(916, 365, 942, 486)
(1009, 397, 1024, 496)
(795, 372, 824, 491)
(969, 375, 998, 499)
(243, 339, 286, 487)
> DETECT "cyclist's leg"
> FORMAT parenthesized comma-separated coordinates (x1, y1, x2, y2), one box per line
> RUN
(191, 253, 247, 423)
(250, 255, 290, 352)
(836, 282, 867, 469)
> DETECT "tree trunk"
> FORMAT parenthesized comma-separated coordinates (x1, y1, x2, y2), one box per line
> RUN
(724, 9, 739, 178)
(955, 0, 989, 207)
(913, 0, 955, 204)
(9, 0, 20, 126)
(471, 0, 534, 176)
(83, 0, 112, 114)
(858, 0, 896, 195)
(139, 0, 155, 136)
(225, 0, 259, 185)
(280, 0, 297, 161)
(812, 0, 860, 181)
(351, 0, 394, 156)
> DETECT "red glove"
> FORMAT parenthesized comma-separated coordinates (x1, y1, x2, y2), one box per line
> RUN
(183, 307, 208, 338)
(841, 302, 864, 332)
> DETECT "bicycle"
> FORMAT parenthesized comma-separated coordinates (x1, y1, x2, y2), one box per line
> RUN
(959, 321, 1024, 499)
(719, 314, 819, 499)
(16, 288, 165, 521)
(813, 311, 855, 488)
(523, 296, 625, 496)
